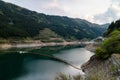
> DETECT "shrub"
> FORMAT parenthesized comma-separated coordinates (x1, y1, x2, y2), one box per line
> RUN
(55, 73, 82, 80)
(55, 73, 72, 80)
(114, 43, 120, 53)
(95, 47, 109, 59)
(95, 30, 120, 59)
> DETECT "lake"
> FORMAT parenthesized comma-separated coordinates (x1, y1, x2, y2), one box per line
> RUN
(0, 45, 93, 80)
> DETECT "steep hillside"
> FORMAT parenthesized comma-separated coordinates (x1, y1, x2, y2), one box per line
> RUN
(0, 0, 108, 41)
(95, 19, 120, 59)
(104, 19, 120, 36)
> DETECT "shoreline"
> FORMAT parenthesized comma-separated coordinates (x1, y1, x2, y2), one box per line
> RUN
(81, 54, 120, 79)
(0, 41, 84, 50)
(82, 43, 120, 79)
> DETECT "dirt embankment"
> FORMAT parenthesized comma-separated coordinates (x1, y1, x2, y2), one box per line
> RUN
(0, 41, 83, 50)
(81, 55, 120, 80)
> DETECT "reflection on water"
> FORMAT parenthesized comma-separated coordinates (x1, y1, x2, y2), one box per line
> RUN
(0, 45, 93, 80)
(0, 53, 25, 80)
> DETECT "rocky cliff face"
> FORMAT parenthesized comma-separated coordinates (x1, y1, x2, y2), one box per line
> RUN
(81, 55, 120, 80)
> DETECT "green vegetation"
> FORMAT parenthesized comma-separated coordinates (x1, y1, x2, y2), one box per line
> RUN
(95, 30, 120, 59)
(95, 20, 120, 59)
(55, 73, 82, 80)
(104, 20, 120, 36)
(38, 28, 60, 39)
(86, 75, 101, 80)
(0, 38, 9, 43)
(36, 28, 64, 42)
(0, 37, 34, 43)
(95, 47, 109, 59)
(55, 72, 114, 80)
(0, 1, 108, 42)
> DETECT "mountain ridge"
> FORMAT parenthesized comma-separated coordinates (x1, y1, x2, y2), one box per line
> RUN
(0, 0, 109, 41)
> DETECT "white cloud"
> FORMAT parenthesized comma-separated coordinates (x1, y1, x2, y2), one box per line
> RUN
(43, 0, 68, 16)
(92, 0, 120, 24)
(3, 0, 120, 24)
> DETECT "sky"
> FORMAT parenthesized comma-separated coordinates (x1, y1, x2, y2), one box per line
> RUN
(2, 0, 120, 24)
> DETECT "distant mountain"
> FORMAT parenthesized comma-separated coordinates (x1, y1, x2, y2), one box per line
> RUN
(0, 0, 109, 41)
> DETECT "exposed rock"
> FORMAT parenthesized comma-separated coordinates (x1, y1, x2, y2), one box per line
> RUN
(81, 55, 120, 80)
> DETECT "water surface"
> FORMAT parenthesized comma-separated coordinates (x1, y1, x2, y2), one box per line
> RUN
(0, 45, 93, 80)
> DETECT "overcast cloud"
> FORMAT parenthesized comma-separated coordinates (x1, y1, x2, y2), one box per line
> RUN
(93, 0, 120, 24)
(2, 0, 120, 24)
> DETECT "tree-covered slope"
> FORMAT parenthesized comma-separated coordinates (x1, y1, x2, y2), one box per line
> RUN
(0, 0, 108, 40)
(104, 19, 120, 37)
(95, 19, 120, 59)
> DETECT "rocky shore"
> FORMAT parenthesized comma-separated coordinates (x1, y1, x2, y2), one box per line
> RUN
(81, 42, 120, 80)
(81, 55, 120, 80)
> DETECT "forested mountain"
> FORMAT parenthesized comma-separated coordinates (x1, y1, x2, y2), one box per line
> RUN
(104, 19, 120, 36)
(0, 0, 109, 41)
